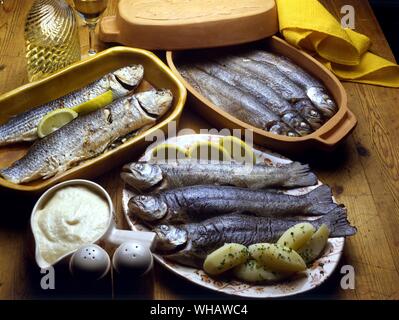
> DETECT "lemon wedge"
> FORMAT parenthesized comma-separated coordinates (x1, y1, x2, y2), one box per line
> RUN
(151, 143, 190, 161)
(188, 141, 231, 162)
(37, 108, 78, 138)
(220, 136, 256, 164)
(72, 90, 113, 115)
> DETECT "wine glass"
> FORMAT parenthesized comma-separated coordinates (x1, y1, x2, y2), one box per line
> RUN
(73, 0, 108, 56)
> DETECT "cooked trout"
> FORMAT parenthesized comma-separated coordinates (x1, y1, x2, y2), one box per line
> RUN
(121, 161, 318, 191)
(193, 61, 313, 135)
(0, 65, 144, 146)
(128, 185, 341, 223)
(154, 209, 357, 268)
(0, 90, 173, 184)
(180, 66, 298, 137)
(243, 50, 337, 118)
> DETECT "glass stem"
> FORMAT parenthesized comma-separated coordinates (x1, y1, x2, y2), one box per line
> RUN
(88, 23, 96, 56)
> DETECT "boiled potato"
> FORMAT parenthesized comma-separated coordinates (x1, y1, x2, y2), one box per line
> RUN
(233, 259, 289, 283)
(297, 224, 330, 264)
(249, 243, 306, 273)
(203, 243, 249, 275)
(277, 223, 316, 250)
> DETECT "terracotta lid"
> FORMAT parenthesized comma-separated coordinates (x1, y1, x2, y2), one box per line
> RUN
(99, 0, 278, 50)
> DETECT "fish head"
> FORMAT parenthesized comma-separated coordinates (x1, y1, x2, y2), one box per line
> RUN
(269, 122, 299, 137)
(307, 87, 337, 118)
(281, 112, 313, 136)
(121, 163, 163, 191)
(153, 224, 187, 251)
(109, 65, 144, 97)
(128, 195, 167, 222)
(294, 100, 323, 130)
(135, 90, 173, 118)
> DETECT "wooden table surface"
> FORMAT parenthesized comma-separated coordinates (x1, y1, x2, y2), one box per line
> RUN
(0, 0, 398, 300)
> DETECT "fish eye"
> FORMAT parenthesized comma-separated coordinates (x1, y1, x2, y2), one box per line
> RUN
(310, 110, 319, 117)
(160, 225, 169, 231)
(135, 163, 145, 170)
(300, 122, 309, 128)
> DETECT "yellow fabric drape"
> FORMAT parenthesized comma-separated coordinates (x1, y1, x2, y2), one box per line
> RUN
(276, 0, 399, 87)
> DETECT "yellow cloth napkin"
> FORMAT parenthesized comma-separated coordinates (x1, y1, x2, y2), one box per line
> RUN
(276, 0, 399, 87)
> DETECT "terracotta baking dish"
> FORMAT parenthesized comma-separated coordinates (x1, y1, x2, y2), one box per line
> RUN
(166, 36, 357, 153)
(99, 0, 278, 50)
(0, 47, 186, 193)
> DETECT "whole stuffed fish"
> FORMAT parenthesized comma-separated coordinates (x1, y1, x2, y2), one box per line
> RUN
(193, 61, 313, 135)
(121, 161, 318, 191)
(0, 90, 173, 184)
(153, 210, 357, 268)
(243, 50, 337, 118)
(128, 185, 341, 223)
(181, 67, 298, 137)
(0, 65, 144, 146)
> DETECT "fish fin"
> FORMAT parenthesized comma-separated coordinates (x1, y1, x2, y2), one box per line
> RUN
(164, 251, 203, 269)
(306, 185, 337, 215)
(319, 206, 357, 237)
(163, 241, 204, 269)
(283, 162, 318, 188)
(0, 168, 18, 184)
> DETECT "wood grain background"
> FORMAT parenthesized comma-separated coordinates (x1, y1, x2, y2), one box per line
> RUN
(0, 0, 398, 299)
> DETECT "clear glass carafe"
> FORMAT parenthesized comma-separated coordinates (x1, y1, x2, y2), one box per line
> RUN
(25, 0, 81, 82)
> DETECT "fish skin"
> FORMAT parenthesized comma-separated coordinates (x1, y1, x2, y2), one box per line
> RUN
(0, 90, 173, 184)
(121, 161, 318, 191)
(193, 61, 313, 136)
(154, 209, 357, 268)
(180, 66, 299, 137)
(244, 50, 337, 118)
(128, 185, 341, 223)
(215, 56, 324, 130)
(0, 65, 144, 146)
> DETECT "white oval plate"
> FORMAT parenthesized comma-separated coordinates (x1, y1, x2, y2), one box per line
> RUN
(121, 134, 344, 298)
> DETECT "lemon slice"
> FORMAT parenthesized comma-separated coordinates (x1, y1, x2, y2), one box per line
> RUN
(220, 136, 256, 164)
(151, 143, 189, 162)
(37, 108, 78, 138)
(72, 90, 113, 115)
(188, 141, 231, 162)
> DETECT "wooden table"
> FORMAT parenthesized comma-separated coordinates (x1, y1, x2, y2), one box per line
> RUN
(0, 0, 398, 300)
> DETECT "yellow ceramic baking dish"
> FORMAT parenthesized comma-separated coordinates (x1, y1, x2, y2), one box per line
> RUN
(0, 47, 187, 193)
(167, 36, 357, 153)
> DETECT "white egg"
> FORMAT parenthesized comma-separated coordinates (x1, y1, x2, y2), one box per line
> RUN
(112, 242, 153, 276)
(69, 244, 110, 280)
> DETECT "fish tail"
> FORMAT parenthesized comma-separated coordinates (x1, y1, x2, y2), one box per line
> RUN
(319, 206, 357, 237)
(284, 162, 318, 188)
(0, 167, 20, 184)
(0, 123, 13, 146)
(306, 185, 337, 215)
